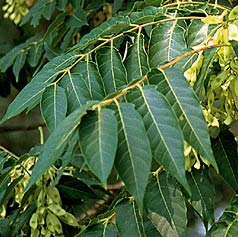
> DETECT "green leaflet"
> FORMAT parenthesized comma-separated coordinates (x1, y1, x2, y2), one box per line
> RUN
(26, 101, 96, 191)
(212, 130, 238, 191)
(60, 72, 88, 113)
(115, 102, 152, 208)
(187, 19, 208, 47)
(78, 108, 118, 186)
(96, 46, 128, 94)
(144, 173, 187, 237)
(60, 61, 105, 113)
(149, 19, 187, 67)
(0, 34, 43, 73)
(127, 86, 190, 194)
(148, 68, 218, 171)
(70, 16, 131, 52)
(21, 0, 57, 26)
(74, 61, 105, 99)
(41, 84, 67, 132)
(116, 200, 145, 237)
(27, 41, 44, 67)
(187, 169, 215, 225)
(12, 50, 27, 82)
(129, 6, 166, 24)
(0, 52, 77, 124)
(125, 34, 149, 82)
(194, 47, 217, 95)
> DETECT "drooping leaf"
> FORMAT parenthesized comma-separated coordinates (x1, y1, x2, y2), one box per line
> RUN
(194, 47, 218, 95)
(96, 46, 127, 94)
(12, 50, 27, 82)
(187, 168, 215, 224)
(116, 199, 145, 237)
(148, 68, 218, 171)
(125, 34, 149, 82)
(144, 173, 187, 237)
(149, 19, 187, 67)
(21, 0, 56, 26)
(78, 108, 118, 186)
(115, 102, 152, 208)
(127, 86, 190, 193)
(41, 84, 67, 132)
(26, 101, 96, 191)
(0, 52, 77, 124)
(230, 40, 238, 57)
(212, 129, 238, 190)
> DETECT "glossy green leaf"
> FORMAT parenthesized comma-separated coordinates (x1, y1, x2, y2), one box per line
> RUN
(115, 102, 152, 208)
(0, 52, 77, 124)
(127, 86, 190, 193)
(187, 19, 208, 47)
(149, 19, 187, 67)
(144, 173, 187, 237)
(149, 68, 218, 171)
(21, 0, 56, 26)
(41, 84, 67, 132)
(212, 130, 238, 190)
(78, 108, 118, 186)
(26, 101, 96, 191)
(187, 169, 215, 224)
(96, 46, 128, 94)
(116, 200, 145, 237)
(125, 34, 149, 82)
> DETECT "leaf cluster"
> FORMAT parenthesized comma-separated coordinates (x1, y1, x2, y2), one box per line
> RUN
(1, 0, 238, 236)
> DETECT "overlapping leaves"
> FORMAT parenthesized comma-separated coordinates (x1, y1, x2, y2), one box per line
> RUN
(1, 2, 231, 236)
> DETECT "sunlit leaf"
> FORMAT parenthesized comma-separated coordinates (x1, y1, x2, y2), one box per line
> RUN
(149, 19, 187, 67)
